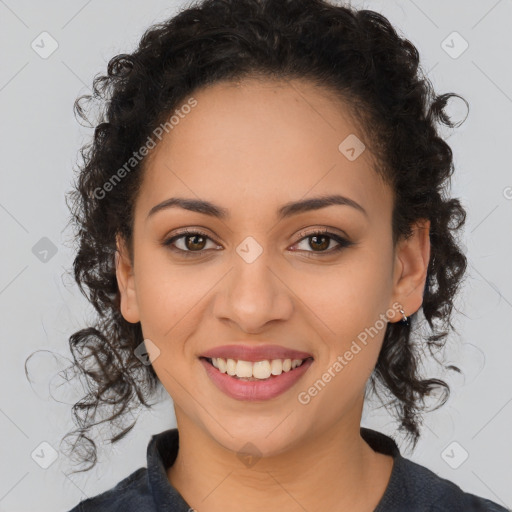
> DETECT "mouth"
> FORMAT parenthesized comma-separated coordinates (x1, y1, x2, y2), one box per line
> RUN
(199, 355, 315, 401)
(200, 356, 314, 381)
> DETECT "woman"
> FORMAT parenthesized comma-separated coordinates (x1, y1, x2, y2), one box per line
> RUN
(63, 0, 507, 510)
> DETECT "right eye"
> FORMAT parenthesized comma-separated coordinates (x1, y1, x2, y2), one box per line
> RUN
(162, 229, 222, 257)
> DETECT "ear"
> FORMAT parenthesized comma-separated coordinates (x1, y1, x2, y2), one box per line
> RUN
(115, 234, 140, 324)
(389, 219, 431, 323)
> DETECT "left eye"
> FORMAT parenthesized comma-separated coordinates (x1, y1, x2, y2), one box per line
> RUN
(291, 231, 353, 254)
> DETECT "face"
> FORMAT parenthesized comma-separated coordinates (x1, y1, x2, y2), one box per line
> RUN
(116, 77, 430, 456)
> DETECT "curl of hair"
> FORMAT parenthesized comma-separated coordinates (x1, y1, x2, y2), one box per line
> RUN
(55, 0, 468, 471)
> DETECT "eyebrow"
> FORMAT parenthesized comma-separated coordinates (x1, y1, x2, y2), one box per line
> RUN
(146, 194, 368, 221)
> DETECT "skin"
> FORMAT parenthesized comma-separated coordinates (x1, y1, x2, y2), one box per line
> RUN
(115, 77, 430, 511)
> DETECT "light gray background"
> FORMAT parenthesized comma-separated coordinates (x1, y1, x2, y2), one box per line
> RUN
(1, 1, 511, 511)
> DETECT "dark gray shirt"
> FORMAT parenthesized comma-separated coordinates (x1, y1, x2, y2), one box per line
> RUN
(68, 427, 509, 511)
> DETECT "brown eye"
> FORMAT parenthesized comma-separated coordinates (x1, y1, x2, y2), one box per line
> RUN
(163, 229, 221, 257)
(308, 234, 330, 251)
(293, 230, 353, 254)
(184, 233, 207, 251)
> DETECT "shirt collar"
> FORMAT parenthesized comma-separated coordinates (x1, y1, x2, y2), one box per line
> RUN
(146, 428, 190, 511)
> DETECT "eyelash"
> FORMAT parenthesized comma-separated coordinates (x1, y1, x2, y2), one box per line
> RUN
(162, 228, 354, 258)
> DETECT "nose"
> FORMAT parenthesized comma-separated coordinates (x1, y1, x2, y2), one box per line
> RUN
(212, 252, 294, 334)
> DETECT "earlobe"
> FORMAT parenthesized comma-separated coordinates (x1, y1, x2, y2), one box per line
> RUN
(390, 219, 431, 322)
(115, 234, 140, 324)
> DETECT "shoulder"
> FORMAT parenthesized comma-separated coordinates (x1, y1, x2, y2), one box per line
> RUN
(66, 467, 153, 512)
(361, 427, 508, 512)
(394, 457, 509, 512)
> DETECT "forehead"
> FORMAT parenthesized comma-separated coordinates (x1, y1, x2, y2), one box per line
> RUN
(137, 78, 392, 222)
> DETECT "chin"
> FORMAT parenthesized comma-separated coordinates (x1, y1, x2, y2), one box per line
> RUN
(202, 415, 306, 459)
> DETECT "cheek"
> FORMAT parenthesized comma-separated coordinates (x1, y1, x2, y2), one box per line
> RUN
(134, 255, 206, 399)
(133, 246, 209, 342)
(299, 252, 392, 336)
(301, 272, 392, 415)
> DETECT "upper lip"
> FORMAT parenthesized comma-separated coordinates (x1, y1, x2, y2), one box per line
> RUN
(200, 344, 314, 362)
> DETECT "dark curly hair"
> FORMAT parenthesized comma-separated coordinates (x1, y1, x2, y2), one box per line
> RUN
(52, 0, 469, 473)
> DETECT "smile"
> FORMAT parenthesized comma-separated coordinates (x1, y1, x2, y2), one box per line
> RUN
(200, 356, 314, 401)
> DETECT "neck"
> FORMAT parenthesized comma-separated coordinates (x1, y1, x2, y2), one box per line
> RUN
(167, 403, 394, 512)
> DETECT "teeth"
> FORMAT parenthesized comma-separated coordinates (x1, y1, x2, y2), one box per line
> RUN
(217, 358, 227, 373)
(226, 358, 237, 376)
(235, 360, 253, 378)
(209, 357, 307, 379)
(270, 359, 282, 375)
(253, 360, 271, 379)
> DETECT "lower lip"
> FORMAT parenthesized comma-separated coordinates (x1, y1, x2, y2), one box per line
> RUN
(200, 357, 314, 401)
